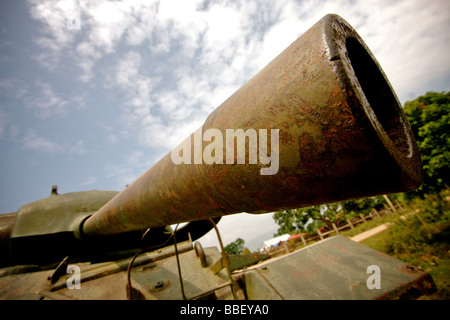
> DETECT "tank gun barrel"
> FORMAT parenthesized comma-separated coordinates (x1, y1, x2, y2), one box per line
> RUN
(79, 14, 422, 239)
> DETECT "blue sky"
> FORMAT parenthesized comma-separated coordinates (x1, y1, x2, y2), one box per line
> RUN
(0, 0, 449, 251)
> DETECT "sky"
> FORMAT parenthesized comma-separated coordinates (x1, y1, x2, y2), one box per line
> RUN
(0, 0, 449, 252)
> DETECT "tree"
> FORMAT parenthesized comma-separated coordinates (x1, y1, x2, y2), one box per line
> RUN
(274, 202, 345, 236)
(341, 196, 385, 216)
(224, 238, 245, 254)
(273, 197, 384, 236)
(403, 91, 450, 197)
(273, 208, 307, 236)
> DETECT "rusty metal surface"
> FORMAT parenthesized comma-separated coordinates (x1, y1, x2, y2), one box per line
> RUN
(241, 235, 436, 300)
(81, 14, 422, 238)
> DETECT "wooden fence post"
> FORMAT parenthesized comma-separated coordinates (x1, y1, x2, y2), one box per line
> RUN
(346, 218, 354, 230)
(359, 213, 367, 223)
(383, 194, 397, 213)
(332, 223, 339, 235)
(383, 203, 393, 214)
(372, 208, 381, 218)
(317, 228, 323, 240)
(396, 200, 405, 211)
(282, 241, 290, 253)
(300, 234, 307, 247)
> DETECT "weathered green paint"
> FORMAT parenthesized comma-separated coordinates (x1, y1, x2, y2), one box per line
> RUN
(12, 190, 118, 239)
(242, 236, 436, 300)
(7, 190, 120, 266)
(228, 253, 270, 272)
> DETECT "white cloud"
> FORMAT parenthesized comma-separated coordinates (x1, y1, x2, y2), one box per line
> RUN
(104, 149, 158, 187)
(106, 134, 119, 144)
(27, 0, 450, 100)
(114, 51, 142, 86)
(25, 2, 449, 162)
(79, 176, 97, 187)
(20, 80, 85, 119)
(21, 129, 86, 155)
(69, 140, 86, 155)
(202, 5, 242, 56)
(116, 0, 449, 153)
(0, 78, 29, 100)
(28, 0, 81, 68)
(82, 1, 132, 53)
(23, 0, 450, 156)
(26, 0, 265, 148)
(75, 42, 102, 82)
(1, 79, 74, 135)
(365, 0, 450, 103)
(22, 130, 63, 153)
(27, 81, 68, 119)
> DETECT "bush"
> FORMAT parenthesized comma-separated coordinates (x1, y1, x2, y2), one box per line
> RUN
(385, 189, 450, 260)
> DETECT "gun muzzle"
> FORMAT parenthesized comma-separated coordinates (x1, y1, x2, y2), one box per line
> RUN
(80, 14, 422, 238)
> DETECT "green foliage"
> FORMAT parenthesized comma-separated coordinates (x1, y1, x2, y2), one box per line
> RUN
(403, 91, 450, 197)
(273, 209, 304, 236)
(273, 197, 383, 236)
(341, 196, 385, 216)
(224, 237, 245, 254)
(273, 204, 336, 236)
(273, 206, 321, 236)
(385, 190, 450, 258)
(361, 189, 450, 299)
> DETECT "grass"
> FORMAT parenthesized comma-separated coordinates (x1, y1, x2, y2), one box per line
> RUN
(359, 228, 392, 251)
(340, 213, 398, 238)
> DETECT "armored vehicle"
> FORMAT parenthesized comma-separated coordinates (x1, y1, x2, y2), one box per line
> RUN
(0, 14, 436, 300)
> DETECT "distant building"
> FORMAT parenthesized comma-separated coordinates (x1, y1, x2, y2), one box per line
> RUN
(260, 234, 290, 252)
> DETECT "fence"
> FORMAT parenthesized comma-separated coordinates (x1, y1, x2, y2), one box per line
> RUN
(262, 199, 404, 256)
